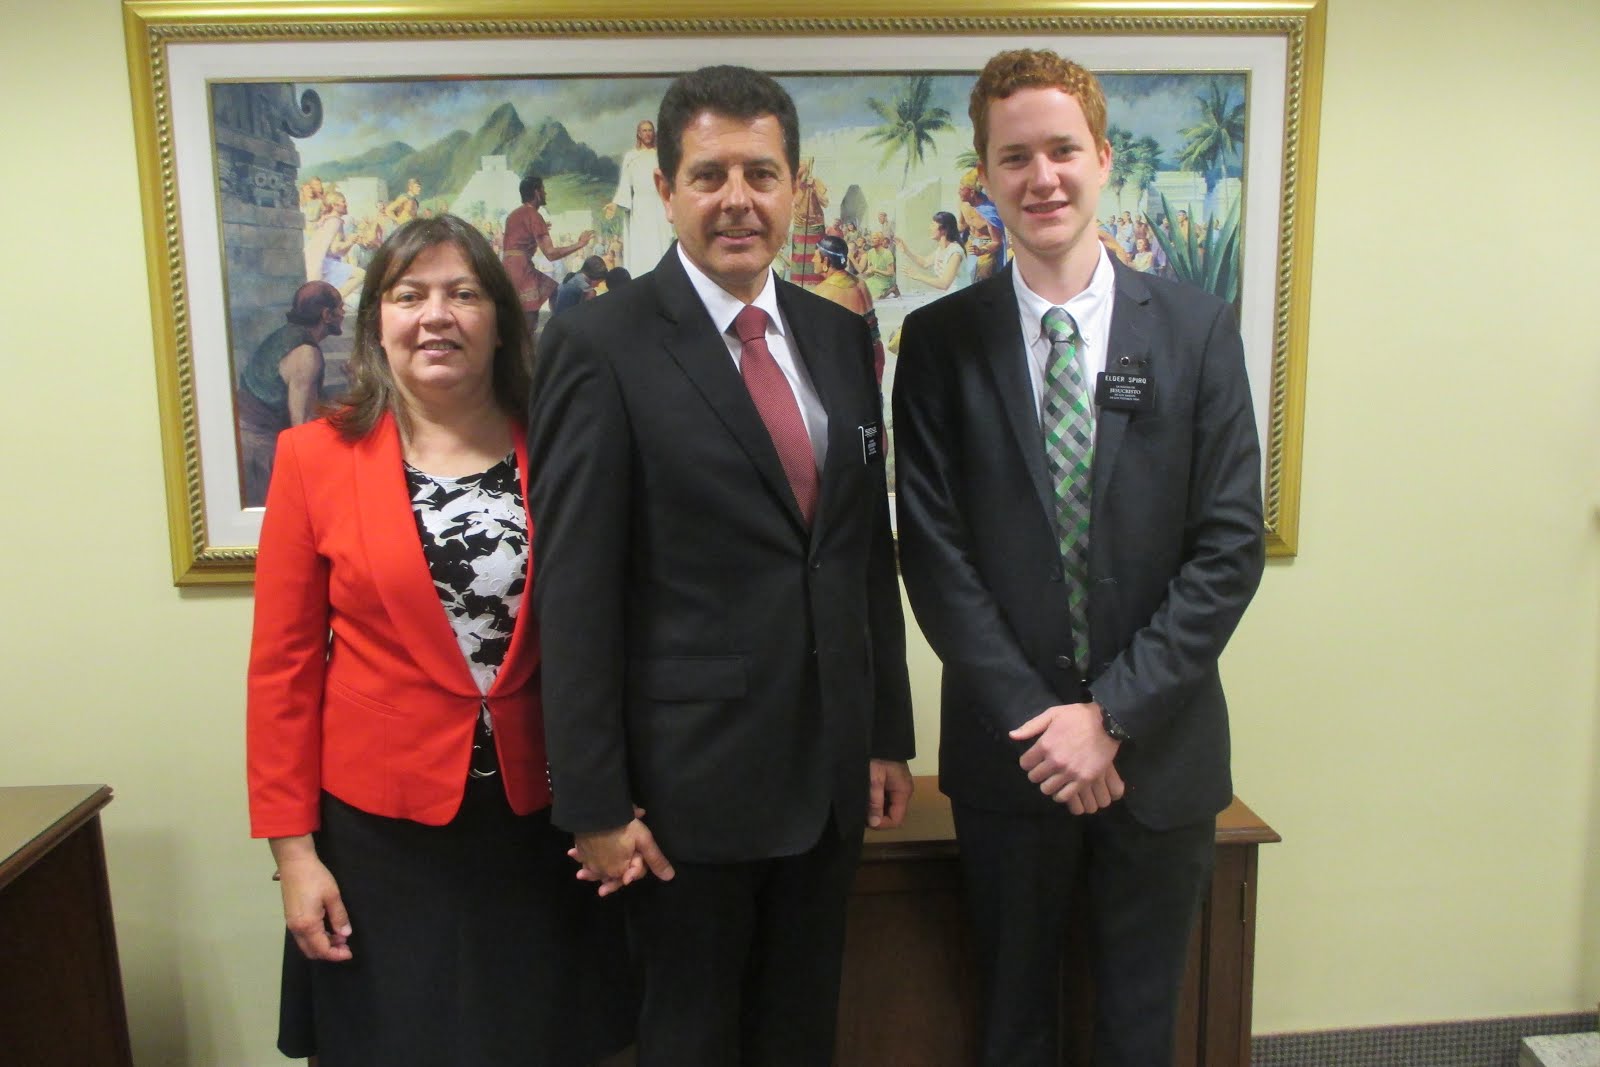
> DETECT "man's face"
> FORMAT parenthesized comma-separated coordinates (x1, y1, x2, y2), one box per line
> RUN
(407, 179, 421, 196)
(637, 121, 656, 148)
(656, 110, 793, 303)
(978, 87, 1110, 272)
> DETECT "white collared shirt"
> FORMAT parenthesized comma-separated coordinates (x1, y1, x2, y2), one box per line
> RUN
(676, 244, 828, 469)
(1012, 245, 1117, 422)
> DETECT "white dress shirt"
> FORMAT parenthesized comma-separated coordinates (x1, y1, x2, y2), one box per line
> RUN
(677, 244, 829, 469)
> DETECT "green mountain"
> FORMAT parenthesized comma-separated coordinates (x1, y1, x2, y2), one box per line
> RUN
(301, 103, 618, 199)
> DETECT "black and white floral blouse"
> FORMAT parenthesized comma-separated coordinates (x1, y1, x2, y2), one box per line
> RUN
(405, 453, 527, 779)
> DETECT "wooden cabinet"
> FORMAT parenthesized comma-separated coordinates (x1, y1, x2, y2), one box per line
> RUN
(0, 785, 132, 1067)
(837, 781, 1278, 1066)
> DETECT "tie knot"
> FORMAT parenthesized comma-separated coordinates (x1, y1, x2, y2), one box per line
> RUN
(1043, 306, 1078, 345)
(733, 304, 770, 345)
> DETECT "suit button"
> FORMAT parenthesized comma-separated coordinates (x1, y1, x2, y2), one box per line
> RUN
(1054, 654, 1073, 670)
(811, 560, 822, 571)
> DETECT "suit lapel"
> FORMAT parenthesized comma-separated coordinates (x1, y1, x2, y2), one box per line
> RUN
(1094, 261, 1154, 507)
(653, 248, 810, 533)
(355, 412, 478, 697)
(776, 277, 851, 539)
(977, 266, 1056, 526)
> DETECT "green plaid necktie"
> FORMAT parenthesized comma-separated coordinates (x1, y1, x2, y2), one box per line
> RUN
(1041, 305, 1094, 669)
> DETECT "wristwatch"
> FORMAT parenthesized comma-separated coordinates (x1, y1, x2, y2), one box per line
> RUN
(1099, 705, 1132, 742)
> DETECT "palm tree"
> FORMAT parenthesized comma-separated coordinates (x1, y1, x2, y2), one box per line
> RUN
(1106, 125, 1135, 206)
(1128, 135, 1162, 204)
(1107, 127, 1164, 214)
(862, 76, 954, 184)
(1177, 79, 1245, 195)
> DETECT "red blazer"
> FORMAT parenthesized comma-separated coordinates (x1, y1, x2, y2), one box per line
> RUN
(247, 412, 547, 838)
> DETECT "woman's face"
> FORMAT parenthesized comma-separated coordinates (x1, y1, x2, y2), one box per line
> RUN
(379, 242, 500, 408)
(929, 217, 942, 240)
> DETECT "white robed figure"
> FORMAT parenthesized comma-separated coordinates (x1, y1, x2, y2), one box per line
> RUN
(606, 119, 674, 276)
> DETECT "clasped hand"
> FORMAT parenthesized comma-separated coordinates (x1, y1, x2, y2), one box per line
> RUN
(1010, 701, 1125, 815)
(569, 808, 676, 897)
(569, 760, 914, 897)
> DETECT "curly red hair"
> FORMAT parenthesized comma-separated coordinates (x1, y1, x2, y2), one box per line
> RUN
(969, 49, 1109, 163)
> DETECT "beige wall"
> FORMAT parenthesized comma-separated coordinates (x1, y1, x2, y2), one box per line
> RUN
(0, 0, 1596, 1062)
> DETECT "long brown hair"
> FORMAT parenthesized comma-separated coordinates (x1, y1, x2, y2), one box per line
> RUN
(327, 215, 531, 440)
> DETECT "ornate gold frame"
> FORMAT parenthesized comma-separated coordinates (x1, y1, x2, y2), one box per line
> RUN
(125, 0, 1323, 584)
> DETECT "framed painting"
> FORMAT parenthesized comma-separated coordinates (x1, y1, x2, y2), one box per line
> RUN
(125, 0, 1323, 584)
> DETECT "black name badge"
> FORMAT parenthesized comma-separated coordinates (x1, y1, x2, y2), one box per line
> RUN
(859, 421, 884, 463)
(1096, 371, 1156, 413)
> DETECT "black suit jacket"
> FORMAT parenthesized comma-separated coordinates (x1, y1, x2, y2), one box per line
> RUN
(529, 245, 914, 864)
(893, 259, 1264, 830)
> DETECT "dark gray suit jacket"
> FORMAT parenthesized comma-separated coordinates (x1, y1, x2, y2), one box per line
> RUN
(529, 245, 914, 863)
(893, 259, 1263, 830)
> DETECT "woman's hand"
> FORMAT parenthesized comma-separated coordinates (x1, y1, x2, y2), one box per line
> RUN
(270, 835, 353, 962)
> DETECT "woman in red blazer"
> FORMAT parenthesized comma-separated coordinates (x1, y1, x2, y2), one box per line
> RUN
(247, 215, 632, 1065)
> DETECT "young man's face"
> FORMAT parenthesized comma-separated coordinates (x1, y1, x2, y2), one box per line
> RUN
(656, 110, 794, 303)
(978, 86, 1110, 272)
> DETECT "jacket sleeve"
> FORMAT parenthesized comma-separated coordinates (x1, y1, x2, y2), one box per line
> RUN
(852, 315, 915, 761)
(246, 430, 332, 838)
(527, 313, 638, 834)
(1086, 300, 1265, 737)
(893, 310, 1062, 738)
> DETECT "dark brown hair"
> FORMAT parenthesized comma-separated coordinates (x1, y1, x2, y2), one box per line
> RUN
(327, 215, 531, 440)
(656, 65, 800, 185)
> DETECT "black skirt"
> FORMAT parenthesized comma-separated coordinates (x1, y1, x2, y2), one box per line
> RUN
(276, 778, 636, 1065)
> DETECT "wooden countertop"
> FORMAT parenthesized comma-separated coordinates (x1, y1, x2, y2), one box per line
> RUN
(862, 776, 1278, 862)
(0, 785, 113, 891)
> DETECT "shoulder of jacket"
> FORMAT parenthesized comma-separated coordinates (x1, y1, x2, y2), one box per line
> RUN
(279, 415, 345, 450)
(1115, 261, 1228, 319)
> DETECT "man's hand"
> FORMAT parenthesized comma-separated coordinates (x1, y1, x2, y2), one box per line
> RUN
(1010, 702, 1125, 816)
(270, 835, 353, 962)
(570, 815, 675, 898)
(867, 759, 914, 830)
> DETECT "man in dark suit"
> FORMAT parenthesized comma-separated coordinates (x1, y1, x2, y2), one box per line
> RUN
(893, 50, 1265, 1066)
(528, 65, 915, 1067)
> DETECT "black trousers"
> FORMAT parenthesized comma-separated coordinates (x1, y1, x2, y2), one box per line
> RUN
(623, 817, 863, 1067)
(951, 801, 1215, 1067)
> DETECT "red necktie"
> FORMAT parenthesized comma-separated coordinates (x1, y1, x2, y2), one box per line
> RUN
(733, 304, 818, 525)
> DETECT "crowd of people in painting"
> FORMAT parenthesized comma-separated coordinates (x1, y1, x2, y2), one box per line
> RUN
(295, 174, 634, 310)
(291, 149, 1225, 327)
(242, 121, 1228, 509)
